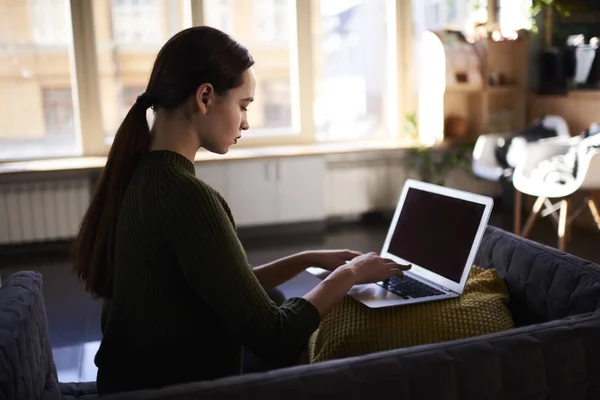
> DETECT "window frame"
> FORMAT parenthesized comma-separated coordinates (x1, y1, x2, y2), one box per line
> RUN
(57, 0, 416, 158)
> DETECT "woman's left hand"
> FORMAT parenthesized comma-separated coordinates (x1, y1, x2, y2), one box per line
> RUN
(303, 249, 363, 272)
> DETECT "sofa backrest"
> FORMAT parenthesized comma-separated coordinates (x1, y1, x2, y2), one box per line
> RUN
(475, 226, 600, 326)
(0, 271, 62, 400)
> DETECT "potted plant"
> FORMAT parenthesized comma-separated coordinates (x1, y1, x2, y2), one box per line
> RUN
(530, 0, 581, 20)
(404, 144, 473, 186)
(402, 111, 473, 185)
(529, 0, 586, 34)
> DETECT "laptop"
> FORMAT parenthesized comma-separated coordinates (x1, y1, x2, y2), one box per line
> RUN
(290, 179, 494, 309)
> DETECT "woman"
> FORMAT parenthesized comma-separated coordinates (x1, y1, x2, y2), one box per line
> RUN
(72, 26, 409, 395)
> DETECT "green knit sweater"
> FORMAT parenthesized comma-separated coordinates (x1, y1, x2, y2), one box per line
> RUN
(94, 150, 321, 395)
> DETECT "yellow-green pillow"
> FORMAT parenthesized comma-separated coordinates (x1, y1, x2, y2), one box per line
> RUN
(309, 266, 514, 363)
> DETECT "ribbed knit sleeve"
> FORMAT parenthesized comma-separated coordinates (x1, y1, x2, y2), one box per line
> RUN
(156, 169, 321, 367)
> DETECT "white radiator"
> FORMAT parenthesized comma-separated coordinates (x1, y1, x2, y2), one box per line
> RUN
(0, 179, 91, 245)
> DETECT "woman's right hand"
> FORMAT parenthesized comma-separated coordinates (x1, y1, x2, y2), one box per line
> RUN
(344, 252, 411, 285)
(305, 252, 411, 317)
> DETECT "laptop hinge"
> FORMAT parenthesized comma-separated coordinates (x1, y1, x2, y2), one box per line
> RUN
(440, 286, 452, 292)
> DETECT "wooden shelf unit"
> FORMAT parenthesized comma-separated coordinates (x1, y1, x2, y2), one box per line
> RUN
(438, 31, 529, 143)
(529, 90, 600, 136)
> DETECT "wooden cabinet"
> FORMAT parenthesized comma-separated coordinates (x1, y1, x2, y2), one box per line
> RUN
(222, 156, 326, 227)
(195, 163, 229, 197)
(224, 159, 278, 227)
(387, 157, 417, 208)
(326, 157, 395, 216)
(325, 153, 421, 217)
(276, 156, 325, 223)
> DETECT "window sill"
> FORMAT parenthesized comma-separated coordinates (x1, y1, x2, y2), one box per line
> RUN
(0, 137, 420, 178)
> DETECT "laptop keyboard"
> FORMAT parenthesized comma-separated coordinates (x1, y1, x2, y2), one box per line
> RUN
(377, 275, 446, 299)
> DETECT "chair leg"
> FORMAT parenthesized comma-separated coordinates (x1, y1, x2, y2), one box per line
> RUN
(514, 189, 522, 235)
(558, 199, 568, 252)
(521, 196, 546, 238)
(542, 198, 560, 230)
(587, 198, 600, 231)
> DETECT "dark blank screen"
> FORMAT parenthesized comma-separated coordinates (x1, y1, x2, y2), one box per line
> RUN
(387, 187, 486, 283)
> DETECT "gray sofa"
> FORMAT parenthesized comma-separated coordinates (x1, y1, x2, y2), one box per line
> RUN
(0, 270, 97, 400)
(3, 226, 600, 400)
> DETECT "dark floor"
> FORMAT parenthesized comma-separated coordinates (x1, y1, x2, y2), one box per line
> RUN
(1, 208, 600, 383)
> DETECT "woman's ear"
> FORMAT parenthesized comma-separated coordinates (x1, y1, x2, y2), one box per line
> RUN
(196, 84, 214, 115)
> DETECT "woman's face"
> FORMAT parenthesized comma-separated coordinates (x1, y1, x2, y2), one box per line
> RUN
(196, 67, 256, 154)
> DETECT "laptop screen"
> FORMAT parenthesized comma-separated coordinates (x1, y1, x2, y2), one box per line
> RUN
(387, 187, 486, 283)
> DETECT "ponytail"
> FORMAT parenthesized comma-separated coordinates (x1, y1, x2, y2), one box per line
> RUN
(72, 98, 151, 299)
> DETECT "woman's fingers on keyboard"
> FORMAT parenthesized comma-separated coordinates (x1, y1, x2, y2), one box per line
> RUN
(381, 258, 412, 270)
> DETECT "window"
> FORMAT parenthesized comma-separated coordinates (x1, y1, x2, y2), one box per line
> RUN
(204, 0, 298, 134)
(0, 0, 78, 161)
(43, 89, 75, 135)
(111, 0, 163, 44)
(314, 0, 396, 141)
(29, 0, 71, 45)
(203, 0, 234, 35)
(444, 0, 475, 31)
(468, 0, 488, 30)
(418, 0, 447, 31)
(0, 0, 428, 162)
(262, 81, 292, 128)
(254, 0, 291, 44)
(499, 0, 532, 36)
(413, 0, 488, 39)
(121, 86, 146, 112)
(97, 0, 192, 143)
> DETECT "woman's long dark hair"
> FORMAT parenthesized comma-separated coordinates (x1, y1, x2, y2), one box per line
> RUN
(72, 26, 254, 299)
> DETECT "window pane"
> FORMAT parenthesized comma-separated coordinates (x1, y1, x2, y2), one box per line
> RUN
(499, 0, 532, 36)
(314, 0, 396, 141)
(0, 0, 78, 161)
(262, 81, 292, 128)
(95, 0, 192, 143)
(43, 89, 75, 135)
(413, 0, 488, 40)
(204, 0, 298, 135)
(254, 0, 291, 44)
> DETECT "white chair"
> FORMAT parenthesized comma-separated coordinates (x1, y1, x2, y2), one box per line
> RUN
(472, 132, 514, 181)
(471, 115, 570, 182)
(513, 129, 600, 251)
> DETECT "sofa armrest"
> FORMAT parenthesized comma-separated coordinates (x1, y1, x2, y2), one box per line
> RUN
(102, 311, 600, 400)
